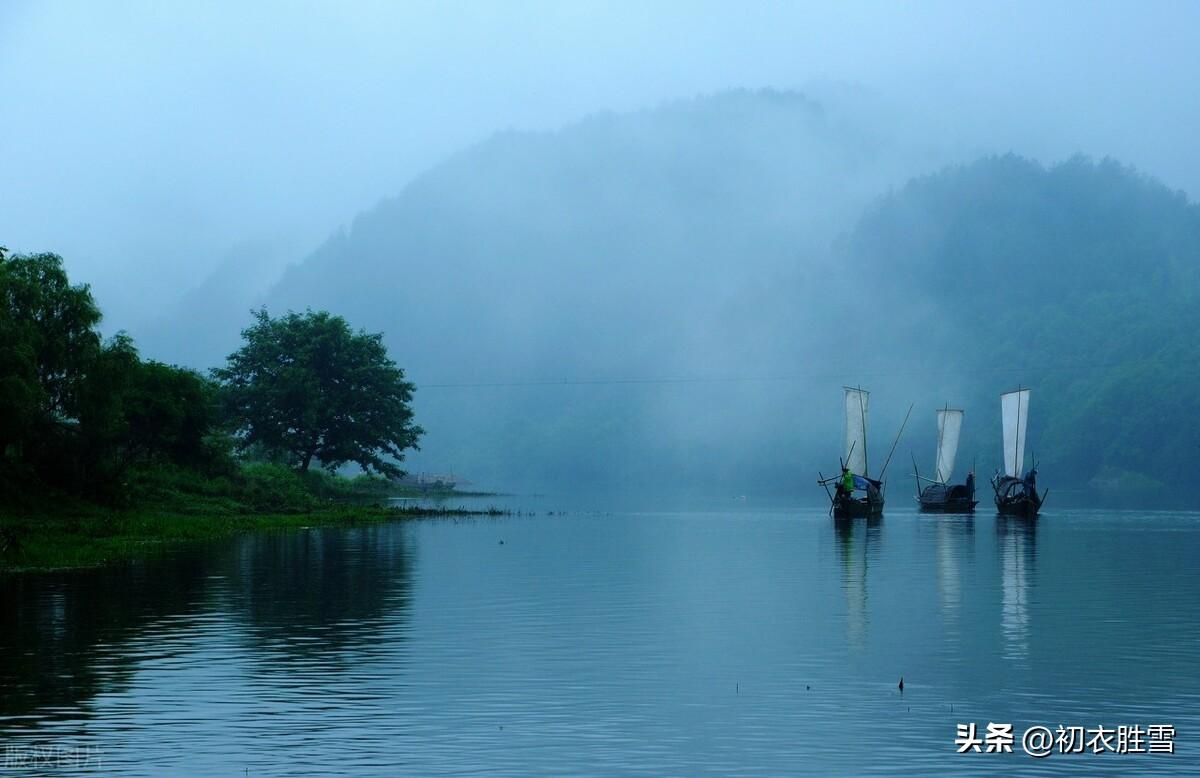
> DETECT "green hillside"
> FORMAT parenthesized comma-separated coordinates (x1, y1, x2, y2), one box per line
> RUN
(258, 89, 933, 492)
(186, 95, 1200, 496)
(840, 154, 1200, 489)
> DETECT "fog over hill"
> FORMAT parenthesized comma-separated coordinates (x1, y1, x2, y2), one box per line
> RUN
(838, 154, 1200, 490)
(141, 89, 1200, 495)
(146, 89, 957, 492)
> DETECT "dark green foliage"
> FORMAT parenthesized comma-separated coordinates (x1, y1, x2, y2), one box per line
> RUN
(122, 463, 242, 516)
(298, 469, 397, 500)
(1, 249, 424, 512)
(118, 358, 229, 471)
(74, 336, 232, 495)
(0, 252, 101, 460)
(841, 155, 1200, 486)
(0, 251, 229, 501)
(231, 465, 395, 513)
(215, 309, 423, 477)
(235, 463, 316, 513)
(847, 155, 1197, 317)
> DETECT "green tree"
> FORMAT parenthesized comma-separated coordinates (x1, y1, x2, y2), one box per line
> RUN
(74, 332, 140, 486)
(214, 309, 422, 476)
(122, 360, 225, 470)
(76, 334, 226, 480)
(1, 250, 229, 500)
(0, 252, 102, 460)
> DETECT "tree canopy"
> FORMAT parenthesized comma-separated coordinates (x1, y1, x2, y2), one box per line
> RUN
(0, 252, 101, 454)
(1, 251, 226, 499)
(838, 154, 1200, 487)
(214, 309, 422, 477)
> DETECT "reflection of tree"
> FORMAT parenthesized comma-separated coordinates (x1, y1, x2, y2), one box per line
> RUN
(834, 516, 883, 649)
(219, 524, 415, 666)
(997, 516, 1038, 661)
(0, 548, 213, 724)
(0, 523, 417, 730)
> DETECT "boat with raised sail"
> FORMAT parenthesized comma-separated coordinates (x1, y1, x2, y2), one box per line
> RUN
(914, 405, 977, 512)
(819, 387, 885, 518)
(990, 387, 1046, 516)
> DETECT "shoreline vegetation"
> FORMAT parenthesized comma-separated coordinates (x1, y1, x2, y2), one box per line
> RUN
(1, 249, 493, 575)
(0, 464, 506, 574)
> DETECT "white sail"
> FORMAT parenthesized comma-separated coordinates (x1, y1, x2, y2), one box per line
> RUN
(934, 408, 963, 484)
(1001, 389, 1030, 478)
(844, 387, 869, 475)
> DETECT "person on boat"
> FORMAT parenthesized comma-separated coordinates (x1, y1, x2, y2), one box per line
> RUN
(965, 471, 975, 496)
(834, 468, 853, 504)
(1023, 468, 1037, 497)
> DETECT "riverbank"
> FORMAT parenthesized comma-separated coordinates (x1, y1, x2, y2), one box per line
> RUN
(0, 464, 507, 574)
(1, 503, 506, 574)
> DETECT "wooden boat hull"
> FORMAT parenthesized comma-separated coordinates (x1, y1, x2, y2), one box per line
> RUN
(832, 495, 884, 519)
(992, 475, 1043, 517)
(918, 497, 978, 513)
(995, 494, 1042, 516)
(917, 483, 976, 513)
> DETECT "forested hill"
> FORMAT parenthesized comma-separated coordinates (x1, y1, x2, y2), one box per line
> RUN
(248, 89, 941, 492)
(266, 87, 927, 377)
(149, 89, 1200, 495)
(836, 155, 1200, 490)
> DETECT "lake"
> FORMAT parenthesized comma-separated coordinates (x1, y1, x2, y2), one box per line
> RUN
(3, 498, 1198, 774)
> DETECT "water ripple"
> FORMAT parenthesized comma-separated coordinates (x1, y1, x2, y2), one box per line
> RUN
(2, 507, 1199, 774)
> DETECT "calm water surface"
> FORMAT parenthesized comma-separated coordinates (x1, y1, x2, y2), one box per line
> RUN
(3, 499, 1199, 775)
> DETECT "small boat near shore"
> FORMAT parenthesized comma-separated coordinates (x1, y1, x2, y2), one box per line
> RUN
(990, 387, 1047, 516)
(914, 405, 977, 513)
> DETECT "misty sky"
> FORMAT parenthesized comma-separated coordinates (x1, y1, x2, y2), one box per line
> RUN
(3, 0, 1198, 332)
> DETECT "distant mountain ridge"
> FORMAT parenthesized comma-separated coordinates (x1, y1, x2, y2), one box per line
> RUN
(838, 154, 1200, 489)
(251, 88, 944, 491)
(143, 90, 1200, 496)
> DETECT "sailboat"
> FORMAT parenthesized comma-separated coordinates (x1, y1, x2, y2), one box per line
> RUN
(819, 387, 885, 518)
(990, 387, 1046, 516)
(914, 406, 978, 512)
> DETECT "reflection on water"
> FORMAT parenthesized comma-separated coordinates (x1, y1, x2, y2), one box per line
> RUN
(0, 547, 214, 728)
(3, 505, 1200, 775)
(997, 516, 1037, 662)
(935, 515, 974, 651)
(834, 516, 882, 649)
(937, 515, 973, 611)
(0, 524, 416, 773)
(224, 526, 414, 663)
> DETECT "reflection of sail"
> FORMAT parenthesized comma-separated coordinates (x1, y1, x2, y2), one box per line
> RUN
(998, 516, 1037, 661)
(834, 516, 882, 649)
(936, 516, 973, 615)
(1001, 389, 1031, 478)
(844, 387, 869, 475)
(934, 408, 963, 484)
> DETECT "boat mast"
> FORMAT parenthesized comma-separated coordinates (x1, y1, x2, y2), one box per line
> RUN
(879, 403, 913, 483)
(935, 403, 947, 484)
(1013, 385, 1022, 478)
(859, 387, 868, 477)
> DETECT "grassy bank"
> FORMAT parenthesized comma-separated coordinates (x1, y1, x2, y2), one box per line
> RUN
(0, 464, 506, 574)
